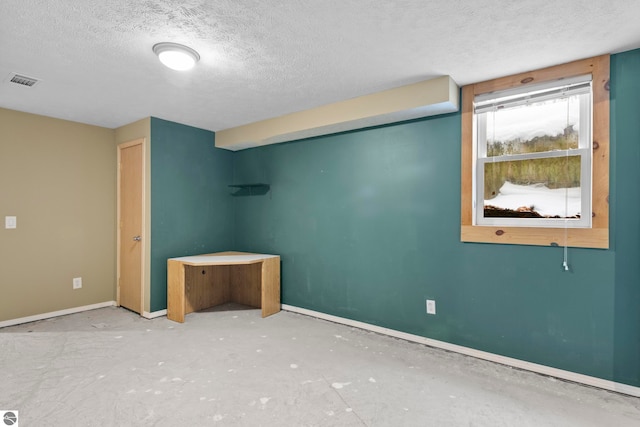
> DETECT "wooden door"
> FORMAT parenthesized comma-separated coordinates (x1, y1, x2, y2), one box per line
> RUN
(118, 139, 145, 313)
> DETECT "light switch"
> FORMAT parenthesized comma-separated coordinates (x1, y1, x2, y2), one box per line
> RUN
(5, 216, 17, 229)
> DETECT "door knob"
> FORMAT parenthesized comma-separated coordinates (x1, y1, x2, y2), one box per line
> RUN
(133, 235, 141, 241)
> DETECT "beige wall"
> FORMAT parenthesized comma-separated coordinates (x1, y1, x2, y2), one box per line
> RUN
(115, 118, 152, 313)
(0, 108, 116, 321)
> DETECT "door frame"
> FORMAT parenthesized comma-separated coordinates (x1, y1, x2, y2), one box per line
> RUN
(117, 138, 147, 314)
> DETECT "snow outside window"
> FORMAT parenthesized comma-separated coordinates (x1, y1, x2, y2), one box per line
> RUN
(473, 75, 592, 229)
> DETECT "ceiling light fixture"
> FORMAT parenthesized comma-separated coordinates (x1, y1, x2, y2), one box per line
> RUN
(152, 42, 200, 71)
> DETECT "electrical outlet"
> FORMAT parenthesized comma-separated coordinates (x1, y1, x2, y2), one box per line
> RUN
(426, 299, 436, 315)
(5, 216, 17, 229)
(73, 277, 82, 290)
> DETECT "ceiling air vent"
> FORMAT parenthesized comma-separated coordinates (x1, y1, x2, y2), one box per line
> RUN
(8, 73, 40, 87)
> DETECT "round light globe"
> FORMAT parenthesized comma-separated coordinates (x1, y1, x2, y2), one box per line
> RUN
(153, 43, 200, 71)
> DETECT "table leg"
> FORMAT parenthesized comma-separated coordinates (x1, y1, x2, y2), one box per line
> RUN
(261, 257, 281, 317)
(167, 260, 186, 322)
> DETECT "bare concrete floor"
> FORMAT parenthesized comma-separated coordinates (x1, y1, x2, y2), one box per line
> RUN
(1, 305, 639, 426)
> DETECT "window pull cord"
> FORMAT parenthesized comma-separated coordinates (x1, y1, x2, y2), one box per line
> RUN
(563, 171, 570, 272)
(562, 103, 570, 272)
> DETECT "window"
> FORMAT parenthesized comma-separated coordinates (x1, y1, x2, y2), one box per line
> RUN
(461, 55, 610, 248)
(475, 75, 592, 228)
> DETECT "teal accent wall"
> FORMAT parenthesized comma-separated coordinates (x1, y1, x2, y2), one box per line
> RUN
(150, 118, 234, 312)
(611, 49, 640, 386)
(231, 50, 640, 387)
(146, 50, 639, 387)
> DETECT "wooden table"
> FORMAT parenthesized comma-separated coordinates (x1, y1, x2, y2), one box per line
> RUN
(167, 251, 280, 323)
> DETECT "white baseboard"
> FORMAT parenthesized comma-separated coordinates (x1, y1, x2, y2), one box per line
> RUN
(142, 309, 167, 319)
(0, 301, 117, 329)
(281, 304, 640, 398)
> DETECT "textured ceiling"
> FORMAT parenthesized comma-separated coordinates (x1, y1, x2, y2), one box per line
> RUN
(1, 0, 639, 132)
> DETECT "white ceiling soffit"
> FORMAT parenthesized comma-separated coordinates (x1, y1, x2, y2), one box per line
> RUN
(216, 76, 458, 150)
(0, 1, 639, 133)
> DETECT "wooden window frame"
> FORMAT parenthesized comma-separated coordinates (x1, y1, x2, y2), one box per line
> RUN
(461, 55, 610, 248)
